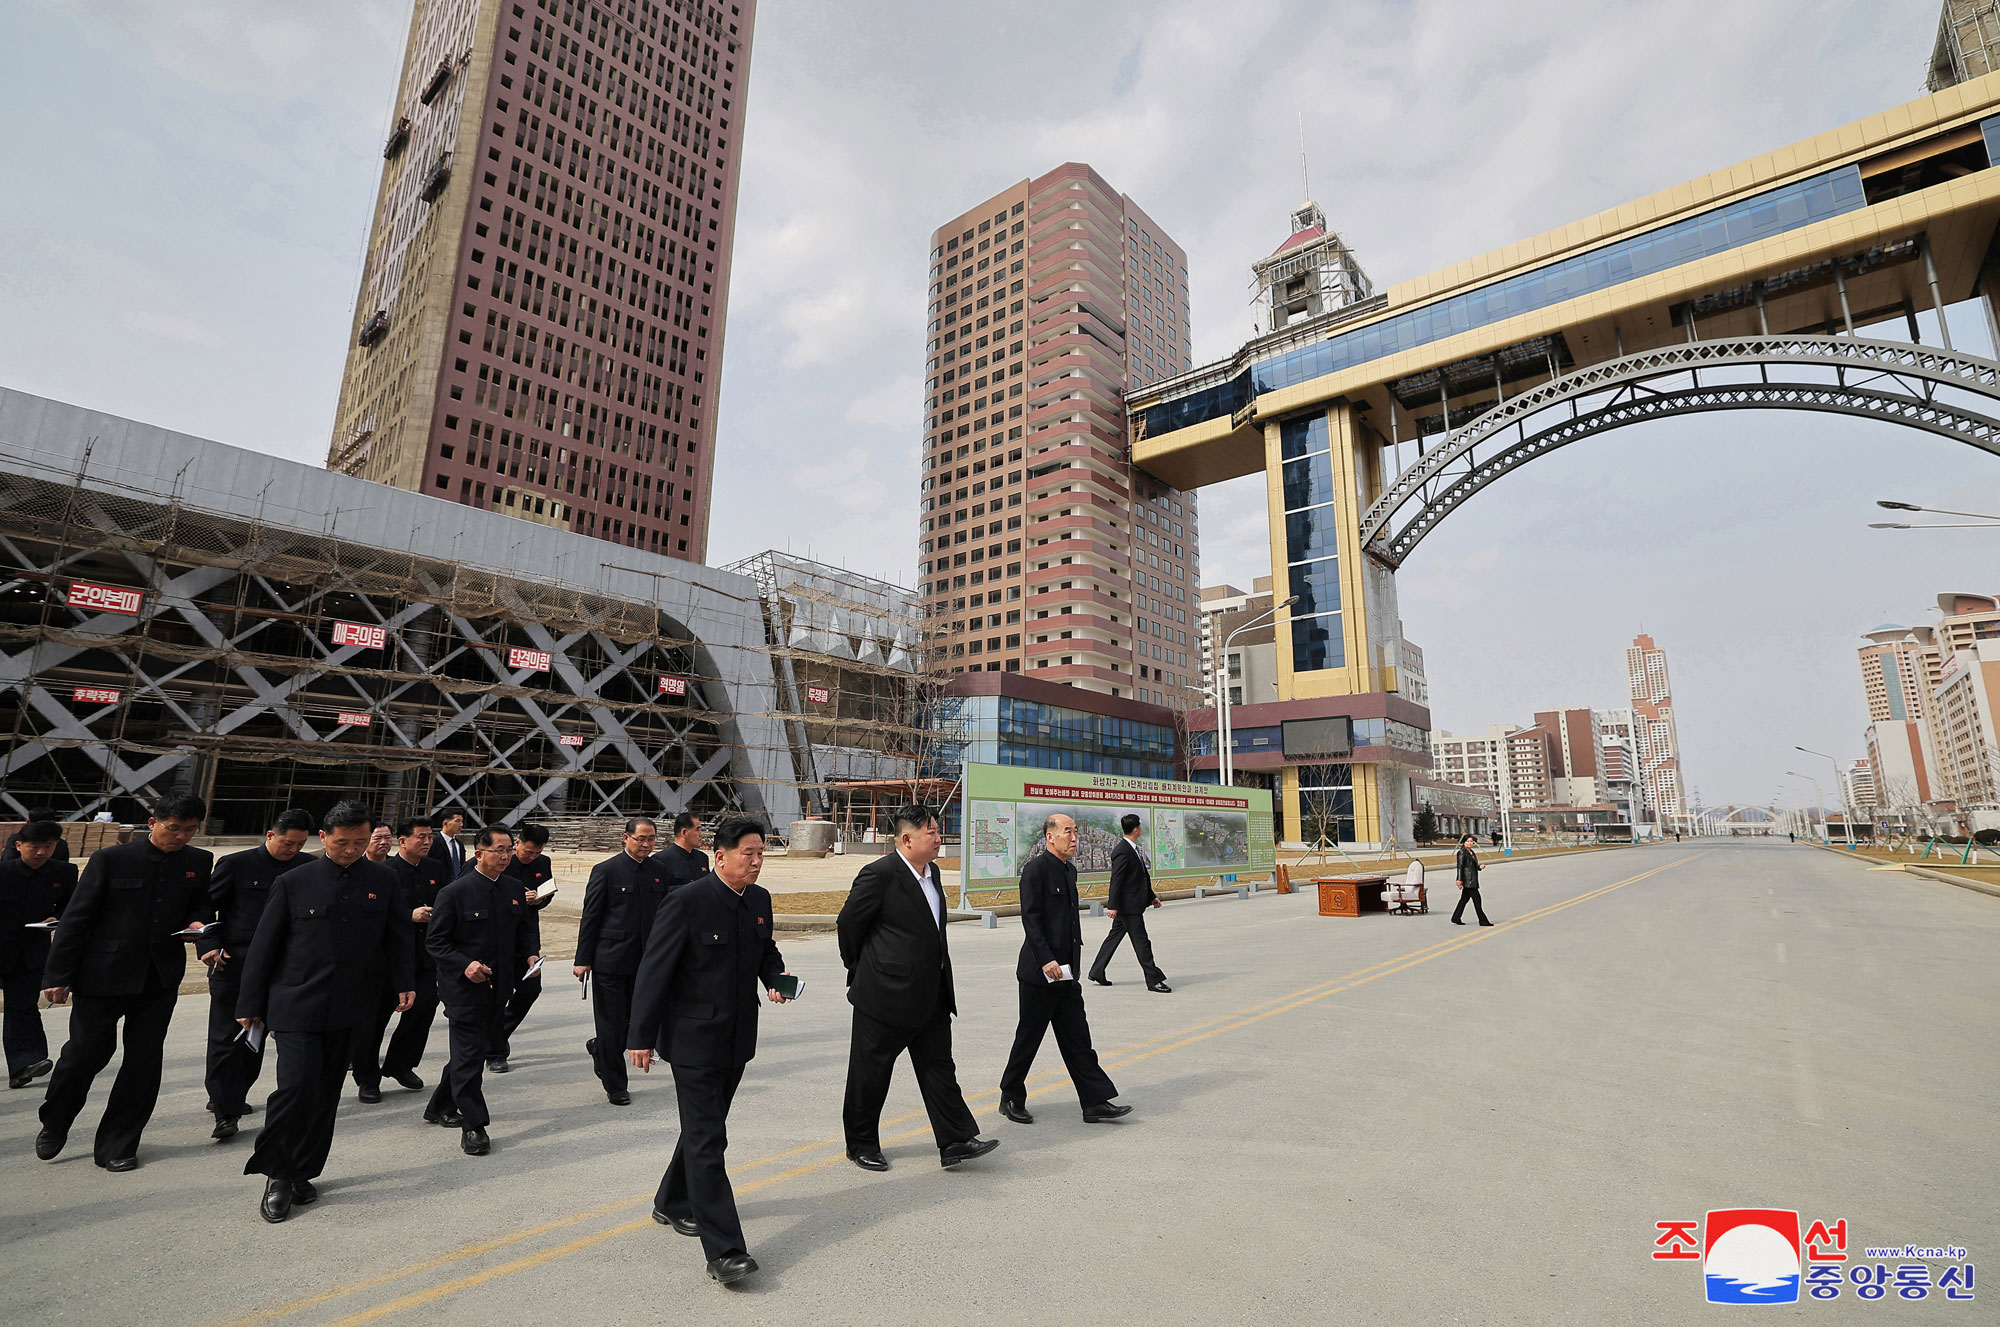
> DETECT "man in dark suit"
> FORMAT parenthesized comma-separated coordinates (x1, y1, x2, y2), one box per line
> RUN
(492, 823, 555, 1071)
(0, 821, 77, 1090)
(426, 810, 467, 878)
(649, 811, 709, 894)
(1451, 834, 1495, 926)
(235, 801, 414, 1222)
(997, 813, 1130, 1127)
(3, 808, 70, 864)
(199, 808, 314, 1140)
(836, 804, 996, 1172)
(1088, 813, 1171, 992)
(426, 826, 537, 1155)
(36, 794, 214, 1169)
(628, 817, 792, 1286)
(354, 816, 448, 1098)
(575, 817, 669, 1105)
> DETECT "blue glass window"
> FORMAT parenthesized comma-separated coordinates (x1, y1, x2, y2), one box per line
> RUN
(1984, 114, 2000, 168)
(1284, 506, 1341, 562)
(1292, 612, 1344, 672)
(1288, 559, 1342, 617)
(1281, 453, 1335, 510)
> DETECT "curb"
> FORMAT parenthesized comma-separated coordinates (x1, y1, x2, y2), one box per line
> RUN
(1806, 840, 2000, 901)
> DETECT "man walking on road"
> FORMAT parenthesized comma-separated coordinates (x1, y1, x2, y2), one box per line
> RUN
(1451, 834, 1495, 927)
(235, 801, 413, 1222)
(1088, 813, 1170, 992)
(575, 818, 671, 1105)
(997, 813, 1130, 1127)
(426, 826, 537, 1155)
(650, 811, 709, 894)
(0, 821, 76, 1091)
(357, 817, 448, 1097)
(628, 817, 793, 1286)
(836, 804, 997, 1173)
(491, 823, 555, 1072)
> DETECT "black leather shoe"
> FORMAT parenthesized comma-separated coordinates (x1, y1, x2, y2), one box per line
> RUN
(357, 1083, 383, 1104)
(1450, 919, 1466, 925)
(1147, 982, 1173, 993)
(652, 1208, 700, 1237)
(1081, 1100, 1133, 1123)
(939, 1137, 999, 1168)
(1479, 920, 1497, 927)
(423, 1108, 463, 1127)
(391, 1070, 424, 1091)
(260, 1177, 293, 1223)
(101, 1155, 139, 1172)
(1088, 975, 1112, 986)
(291, 1178, 318, 1204)
(847, 1147, 889, 1172)
(706, 1253, 758, 1285)
(461, 1127, 490, 1156)
(212, 1116, 240, 1141)
(34, 1127, 66, 1161)
(997, 1098, 1034, 1125)
(486, 1058, 510, 1074)
(8, 1058, 52, 1089)
(586, 1038, 601, 1079)
(607, 1089, 632, 1106)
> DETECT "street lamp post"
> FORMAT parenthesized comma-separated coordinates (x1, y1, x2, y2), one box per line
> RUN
(1217, 594, 1298, 788)
(1871, 499, 2000, 531)
(1797, 746, 1855, 847)
(1787, 771, 1828, 842)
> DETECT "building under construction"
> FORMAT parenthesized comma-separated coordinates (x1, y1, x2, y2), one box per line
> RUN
(0, 389, 821, 832)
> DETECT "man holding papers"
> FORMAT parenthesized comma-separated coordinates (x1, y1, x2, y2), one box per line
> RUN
(0, 821, 76, 1090)
(234, 801, 413, 1222)
(36, 795, 213, 1170)
(627, 817, 793, 1286)
(491, 823, 555, 1072)
(575, 817, 671, 1106)
(355, 817, 449, 1097)
(997, 813, 1130, 1126)
(425, 826, 538, 1155)
(836, 804, 996, 1173)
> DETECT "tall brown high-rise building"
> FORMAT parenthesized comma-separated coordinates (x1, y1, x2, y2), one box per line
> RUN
(920, 164, 1200, 705)
(327, 0, 754, 561)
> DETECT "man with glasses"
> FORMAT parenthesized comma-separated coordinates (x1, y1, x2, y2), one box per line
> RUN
(575, 817, 670, 1106)
(355, 816, 448, 1096)
(491, 823, 555, 1073)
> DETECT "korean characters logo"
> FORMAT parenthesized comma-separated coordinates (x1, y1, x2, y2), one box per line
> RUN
(1654, 1209, 1974, 1305)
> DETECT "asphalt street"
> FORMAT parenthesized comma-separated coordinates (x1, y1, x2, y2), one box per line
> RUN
(1, 841, 1992, 1325)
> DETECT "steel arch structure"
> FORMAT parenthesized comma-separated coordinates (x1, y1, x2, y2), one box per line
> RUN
(1360, 335, 2000, 568)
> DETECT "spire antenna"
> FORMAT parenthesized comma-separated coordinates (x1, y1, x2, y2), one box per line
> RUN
(1298, 111, 1311, 203)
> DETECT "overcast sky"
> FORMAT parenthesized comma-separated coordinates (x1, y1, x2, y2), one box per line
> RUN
(3, 0, 1996, 809)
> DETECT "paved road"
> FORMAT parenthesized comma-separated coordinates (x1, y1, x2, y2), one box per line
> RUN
(2, 842, 1992, 1324)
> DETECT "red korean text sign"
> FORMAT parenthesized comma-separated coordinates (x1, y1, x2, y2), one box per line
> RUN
(336, 712, 372, 728)
(805, 684, 831, 704)
(507, 646, 552, 673)
(67, 581, 144, 616)
(331, 621, 386, 650)
(657, 676, 688, 696)
(72, 686, 121, 705)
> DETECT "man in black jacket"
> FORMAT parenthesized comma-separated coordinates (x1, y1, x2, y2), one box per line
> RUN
(997, 813, 1129, 1126)
(1451, 835, 1495, 926)
(0, 822, 77, 1090)
(628, 817, 791, 1286)
(491, 822, 555, 1071)
(1088, 813, 1170, 992)
(649, 811, 709, 893)
(836, 804, 996, 1173)
(426, 809, 467, 877)
(426, 826, 538, 1155)
(575, 817, 669, 1105)
(200, 808, 314, 1140)
(235, 801, 413, 1222)
(3, 808, 70, 864)
(354, 816, 447, 1098)
(36, 794, 214, 1169)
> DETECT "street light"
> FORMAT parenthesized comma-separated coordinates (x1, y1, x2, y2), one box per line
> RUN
(1797, 746, 1854, 848)
(1218, 594, 1299, 788)
(1871, 499, 2000, 530)
(1787, 771, 1827, 843)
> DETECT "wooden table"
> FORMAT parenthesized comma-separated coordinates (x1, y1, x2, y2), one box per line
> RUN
(1314, 873, 1392, 917)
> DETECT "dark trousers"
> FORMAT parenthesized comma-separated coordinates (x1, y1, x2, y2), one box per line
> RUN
(2, 968, 50, 1076)
(589, 972, 634, 1095)
(380, 961, 439, 1078)
(204, 966, 263, 1117)
(245, 1025, 356, 1182)
(842, 1003, 977, 1151)
(494, 973, 540, 1059)
(1089, 910, 1165, 985)
(1451, 884, 1492, 924)
(429, 1003, 500, 1129)
(998, 977, 1117, 1108)
(39, 986, 178, 1162)
(657, 1061, 748, 1261)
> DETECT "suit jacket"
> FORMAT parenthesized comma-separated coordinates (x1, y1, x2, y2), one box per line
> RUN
(388, 851, 451, 970)
(206, 844, 308, 955)
(426, 832, 467, 879)
(575, 850, 671, 976)
(628, 872, 784, 1067)
(650, 841, 710, 893)
(500, 851, 555, 956)
(1107, 838, 1158, 914)
(42, 839, 214, 996)
(1016, 850, 1084, 984)
(2, 832, 70, 864)
(837, 851, 953, 1028)
(1455, 846, 1482, 889)
(427, 869, 537, 1012)
(0, 857, 78, 977)
(234, 856, 413, 1032)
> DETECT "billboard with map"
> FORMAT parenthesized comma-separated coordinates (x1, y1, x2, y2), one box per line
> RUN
(961, 763, 1275, 890)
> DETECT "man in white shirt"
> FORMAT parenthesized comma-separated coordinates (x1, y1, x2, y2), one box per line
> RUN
(834, 805, 998, 1173)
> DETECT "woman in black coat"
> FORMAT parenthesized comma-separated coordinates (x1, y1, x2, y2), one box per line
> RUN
(1451, 834, 1495, 926)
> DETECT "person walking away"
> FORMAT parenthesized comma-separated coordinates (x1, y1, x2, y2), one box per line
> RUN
(1088, 813, 1170, 992)
(997, 814, 1130, 1126)
(200, 809, 314, 1140)
(0, 821, 77, 1089)
(628, 817, 795, 1286)
(575, 818, 670, 1105)
(1451, 834, 1494, 927)
(425, 826, 537, 1155)
(36, 795, 214, 1170)
(235, 801, 413, 1222)
(491, 823, 555, 1071)
(836, 804, 997, 1173)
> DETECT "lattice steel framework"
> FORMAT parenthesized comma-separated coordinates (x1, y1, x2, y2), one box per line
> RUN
(1360, 334, 2000, 567)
